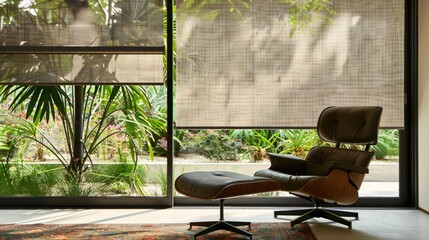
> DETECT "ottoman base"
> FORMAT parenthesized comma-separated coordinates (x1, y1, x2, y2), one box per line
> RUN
(190, 199, 252, 240)
(175, 171, 280, 239)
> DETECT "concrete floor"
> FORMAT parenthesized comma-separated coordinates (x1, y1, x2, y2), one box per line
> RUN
(0, 207, 428, 239)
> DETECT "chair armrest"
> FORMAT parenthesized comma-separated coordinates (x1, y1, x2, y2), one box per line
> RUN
(327, 161, 369, 174)
(267, 153, 306, 174)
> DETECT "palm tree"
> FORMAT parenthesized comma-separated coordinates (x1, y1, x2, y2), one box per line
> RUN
(0, 0, 165, 184)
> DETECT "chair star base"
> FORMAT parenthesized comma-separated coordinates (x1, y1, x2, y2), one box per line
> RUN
(190, 220, 252, 240)
(275, 206, 358, 229)
(189, 199, 252, 239)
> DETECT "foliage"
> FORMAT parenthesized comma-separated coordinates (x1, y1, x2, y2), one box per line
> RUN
(0, 86, 153, 181)
(182, 130, 242, 160)
(141, 86, 169, 157)
(0, 115, 48, 161)
(229, 130, 281, 161)
(280, 0, 337, 36)
(0, 0, 163, 46)
(0, 0, 168, 197)
(16, 164, 62, 196)
(178, 0, 336, 35)
(0, 123, 16, 159)
(0, 162, 61, 196)
(158, 170, 168, 196)
(57, 176, 95, 197)
(90, 162, 147, 196)
(276, 129, 318, 158)
(0, 0, 165, 179)
(178, 0, 253, 20)
(373, 130, 399, 160)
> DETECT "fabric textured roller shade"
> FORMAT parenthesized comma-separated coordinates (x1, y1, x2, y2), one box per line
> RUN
(0, 0, 164, 85)
(176, 0, 404, 128)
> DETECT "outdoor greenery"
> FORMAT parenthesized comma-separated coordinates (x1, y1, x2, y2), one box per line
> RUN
(179, 129, 399, 162)
(178, 0, 336, 34)
(0, 0, 166, 196)
(373, 129, 400, 160)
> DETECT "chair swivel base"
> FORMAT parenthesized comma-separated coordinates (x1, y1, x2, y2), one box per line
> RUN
(190, 220, 252, 240)
(275, 207, 358, 229)
(189, 199, 252, 239)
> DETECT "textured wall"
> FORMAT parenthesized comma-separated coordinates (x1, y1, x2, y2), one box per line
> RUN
(419, 0, 429, 212)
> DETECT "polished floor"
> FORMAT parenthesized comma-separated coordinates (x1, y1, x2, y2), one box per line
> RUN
(0, 207, 428, 239)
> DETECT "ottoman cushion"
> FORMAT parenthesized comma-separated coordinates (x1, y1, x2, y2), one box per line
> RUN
(175, 171, 280, 200)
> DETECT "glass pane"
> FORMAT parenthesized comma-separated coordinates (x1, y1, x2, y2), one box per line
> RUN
(174, 129, 302, 198)
(176, 0, 404, 128)
(0, 85, 167, 197)
(173, 129, 399, 198)
(360, 129, 400, 197)
(0, 0, 163, 46)
(0, 54, 163, 84)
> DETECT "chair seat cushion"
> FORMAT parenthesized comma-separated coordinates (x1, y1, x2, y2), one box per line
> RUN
(255, 169, 322, 191)
(175, 171, 280, 200)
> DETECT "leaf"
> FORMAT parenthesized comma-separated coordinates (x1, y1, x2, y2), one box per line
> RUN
(26, 87, 43, 119)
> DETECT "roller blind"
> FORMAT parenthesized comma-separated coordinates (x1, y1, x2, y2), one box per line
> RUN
(176, 0, 404, 128)
(0, 0, 164, 85)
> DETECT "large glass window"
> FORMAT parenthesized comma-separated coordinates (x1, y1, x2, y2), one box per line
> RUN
(174, 0, 405, 204)
(0, 0, 167, 202)
(173, 129, 400, 199)
(0, 0, 412, 207)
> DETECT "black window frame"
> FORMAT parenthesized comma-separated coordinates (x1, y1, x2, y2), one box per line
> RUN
(0, 0, 418, 208)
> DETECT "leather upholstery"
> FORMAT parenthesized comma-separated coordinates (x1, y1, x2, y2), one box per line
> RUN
(256, 146, 374, 193)
(255, 106, 382, 205)
(175, 171, 279, 200)
(267, 153, 306, 174)
(254, 169, 321, 191)
(317, 106, 382, 145)
(304, 146, 373, 176)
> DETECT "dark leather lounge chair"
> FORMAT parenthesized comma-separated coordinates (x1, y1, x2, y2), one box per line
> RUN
(255, 106, 383, 228)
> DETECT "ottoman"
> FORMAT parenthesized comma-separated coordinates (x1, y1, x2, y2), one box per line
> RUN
(175, 171, 280, 239)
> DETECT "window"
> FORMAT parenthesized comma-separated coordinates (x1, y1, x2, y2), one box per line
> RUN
(0, 0, 168, 206)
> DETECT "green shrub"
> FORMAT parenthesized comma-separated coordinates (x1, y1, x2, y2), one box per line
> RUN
(16, 164, 61, 196)
(0, 163, 62, 196)
(57, 176, 95, 197)
(373, 130, 399, 160)
(183, 130, 241, 160)
(276, 130, 318, 158)
(229, 130, 280, 161)
(90, 163, 147, 196)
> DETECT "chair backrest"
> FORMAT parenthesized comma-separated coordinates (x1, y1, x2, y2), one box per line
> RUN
(317, 106, 383, 145)
(304, 106, 383, 176)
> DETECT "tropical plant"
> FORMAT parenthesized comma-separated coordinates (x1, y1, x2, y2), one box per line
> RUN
(57, 175, 95, 197)
(229, 130, 281, 161)
(0, 124, 14, 159)
(373, 129, 399, 160)
(0, 0, 165, 194)
(0, 162, 62, 196)
(0, 115, 44, 161)
(177, 0, 336, 35)
(281, 0, 337, 36)
(157, 169, 168, 196)
(276, 129, 318, 158)
(15, 164, 62, 196)
(1, 85, 152, 177)
(183, 130, 241, 161)
(90, 161, 147, 196)
(178, 0, 253, 20)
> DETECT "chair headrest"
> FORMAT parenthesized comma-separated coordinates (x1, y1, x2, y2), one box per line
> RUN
(317, 106, 383, 145)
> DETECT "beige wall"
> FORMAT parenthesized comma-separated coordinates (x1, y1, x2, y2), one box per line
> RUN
(419, 0, 429, 212)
